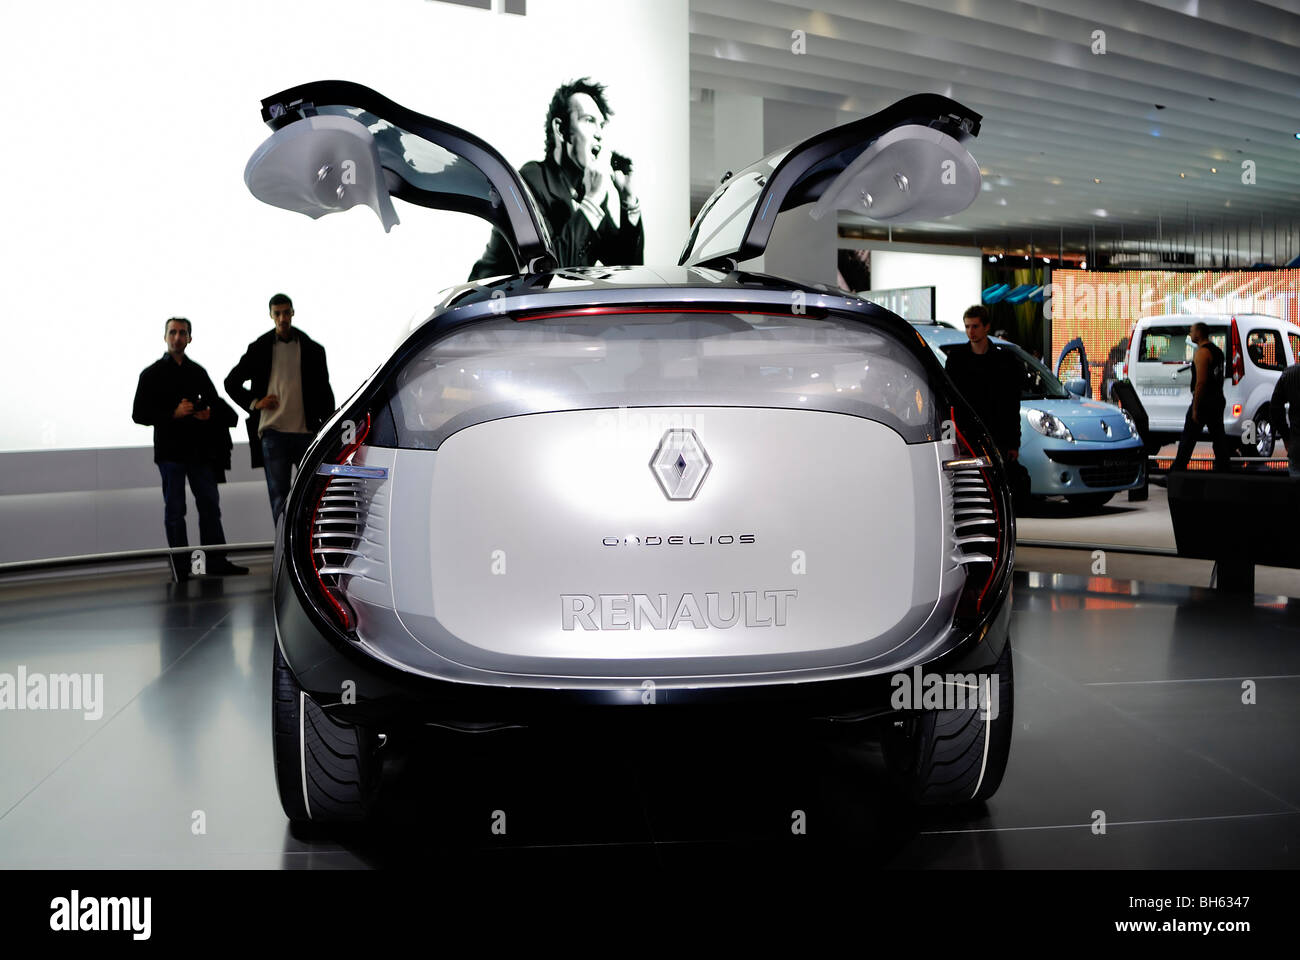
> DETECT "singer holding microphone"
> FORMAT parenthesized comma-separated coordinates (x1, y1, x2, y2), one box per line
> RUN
(469, 78, 644, 279)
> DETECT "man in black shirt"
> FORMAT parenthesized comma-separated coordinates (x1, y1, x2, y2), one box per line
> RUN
(1172, 322, 1230, 471)
(468, 78, 643, 279)
(132, 318, 246, 579)
(945, 305, 1022, 462)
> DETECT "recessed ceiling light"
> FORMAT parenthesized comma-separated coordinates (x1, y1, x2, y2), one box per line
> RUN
(1211, 167, 1218, 173)
(1179, 172, 1186, 178)
(1093, 177, 1102, 184)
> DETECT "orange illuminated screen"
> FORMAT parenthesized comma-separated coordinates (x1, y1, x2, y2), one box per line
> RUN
(1050, 269, 1300, 399)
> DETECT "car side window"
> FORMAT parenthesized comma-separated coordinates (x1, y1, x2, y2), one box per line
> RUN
(1246, 330, 1286, 371)
(1287, 333, 1300, 366)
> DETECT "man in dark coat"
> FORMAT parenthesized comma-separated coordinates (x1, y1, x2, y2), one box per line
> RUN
(224, 293, 336, 523)
(468, 78, 643, 280)
(945, 305, 1023, 462)
(132, 317, 247, 578)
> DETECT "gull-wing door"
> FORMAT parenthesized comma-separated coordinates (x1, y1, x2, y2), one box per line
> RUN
(245, 79, 555, 273)
(680, 94, 982, 268)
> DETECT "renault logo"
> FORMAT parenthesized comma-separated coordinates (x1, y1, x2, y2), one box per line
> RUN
(651, 429, 712, 500)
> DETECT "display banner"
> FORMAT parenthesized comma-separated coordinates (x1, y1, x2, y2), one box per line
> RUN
(1049, 269, 1300, 400)
(0, 0, 688, 453)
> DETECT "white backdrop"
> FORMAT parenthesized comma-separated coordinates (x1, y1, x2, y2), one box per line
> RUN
(869, 248, 983, 330)
(0, 0, 689, 452)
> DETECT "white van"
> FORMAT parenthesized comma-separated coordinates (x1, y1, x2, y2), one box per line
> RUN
(1122, 313, 1300, 456)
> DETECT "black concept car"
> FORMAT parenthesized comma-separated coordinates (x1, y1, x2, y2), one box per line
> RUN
(245, 81, 1014, 827)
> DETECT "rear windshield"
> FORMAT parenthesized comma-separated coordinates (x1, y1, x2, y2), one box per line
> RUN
(1137, 324, 1226, 363)
(383, 311, 943, 448)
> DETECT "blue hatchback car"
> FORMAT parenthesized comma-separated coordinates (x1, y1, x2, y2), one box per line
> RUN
(915, 323, 1145, 509)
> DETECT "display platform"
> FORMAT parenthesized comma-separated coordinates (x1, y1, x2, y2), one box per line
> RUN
(0, 563, 1296, 869)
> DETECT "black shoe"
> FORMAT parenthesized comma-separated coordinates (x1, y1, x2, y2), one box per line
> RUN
(207, 560, 250, 576)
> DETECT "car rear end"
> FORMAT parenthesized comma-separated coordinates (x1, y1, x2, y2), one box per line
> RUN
(273, 287, 1014, 727)
(1127, 316, 1220, 435)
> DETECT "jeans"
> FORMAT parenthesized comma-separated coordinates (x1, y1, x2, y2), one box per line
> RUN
(261, 429, 313, 523)
(1172, 404, 1230, 471)
(158, 461, 227, 571)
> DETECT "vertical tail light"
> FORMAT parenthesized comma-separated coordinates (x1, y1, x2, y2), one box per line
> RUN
(944, 408, 1011, 622)
(299, 414, 391, 636)
(1230, 317, 1245, 386)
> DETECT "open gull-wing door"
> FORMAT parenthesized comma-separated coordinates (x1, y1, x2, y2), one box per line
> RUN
(681, 94, 981, 269)
(245, 79, 555, 273)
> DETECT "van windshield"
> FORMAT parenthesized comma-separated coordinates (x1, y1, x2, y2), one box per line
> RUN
(1137, 325, 1227, 363)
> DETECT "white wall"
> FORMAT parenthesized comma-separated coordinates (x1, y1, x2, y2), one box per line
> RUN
(0, 0, 689, 453)
(868, 247, 983, 329)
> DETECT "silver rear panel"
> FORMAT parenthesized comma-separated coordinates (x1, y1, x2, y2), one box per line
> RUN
(355, 408, 965, 688)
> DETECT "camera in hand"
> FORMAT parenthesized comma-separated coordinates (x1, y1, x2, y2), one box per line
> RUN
(610, 151, 633, 175)
(192, 393, 209, 412)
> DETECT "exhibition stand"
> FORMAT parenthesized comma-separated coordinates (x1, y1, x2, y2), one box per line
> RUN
(1167, 472, 1300, 594)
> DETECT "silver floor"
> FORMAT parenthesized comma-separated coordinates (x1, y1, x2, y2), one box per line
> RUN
(1, 561, 1298, 868)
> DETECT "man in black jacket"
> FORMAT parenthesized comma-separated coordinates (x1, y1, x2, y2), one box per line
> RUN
(468, 78, 643, 280)
(132, 318, 246, 578)
(224, 293, 336, 523)
(945, 306, 1023, 464)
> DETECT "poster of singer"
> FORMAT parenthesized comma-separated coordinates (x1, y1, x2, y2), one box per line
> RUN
(470, 78, 644, 279)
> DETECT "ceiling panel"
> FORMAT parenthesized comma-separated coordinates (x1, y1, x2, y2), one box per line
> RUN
(690, 0, 1300, 259)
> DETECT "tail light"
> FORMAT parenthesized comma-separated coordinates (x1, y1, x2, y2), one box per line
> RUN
(299, 414, 391, 636)
(1121, 320, 1137, 379)
(944, 408, 1011, 623)
(1230, 317, 1244, 386)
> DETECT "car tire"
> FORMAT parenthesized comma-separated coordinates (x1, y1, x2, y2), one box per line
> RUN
(1238, 406, 1275, 458)
(1066, 492, 1114, 509)
(883, 640, 1014, 806)
(272, 642, 381, 826)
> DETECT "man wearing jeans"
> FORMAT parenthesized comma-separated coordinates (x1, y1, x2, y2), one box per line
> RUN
(133, 317, 247, 579)
(224, 294, 336, 523)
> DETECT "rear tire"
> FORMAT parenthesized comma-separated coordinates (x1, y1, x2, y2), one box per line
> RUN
(272, 642, 381, 827)
(884, 640, 1014, 806)
(1066, 491, 1114, 509)
(1238, 406, 1275, 458)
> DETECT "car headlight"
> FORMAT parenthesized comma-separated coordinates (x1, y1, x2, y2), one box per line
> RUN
(1027, 408, 1074, 441)
(1120, 409, 1139, 439)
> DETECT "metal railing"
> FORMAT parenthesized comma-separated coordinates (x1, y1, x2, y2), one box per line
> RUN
(0, 542, 274, 582)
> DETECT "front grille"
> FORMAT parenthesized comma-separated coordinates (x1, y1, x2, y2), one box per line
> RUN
(1079, 462, 1142, 488)
(1044, 447, 1143, 465)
